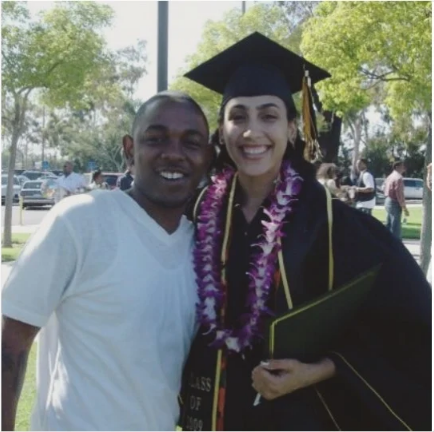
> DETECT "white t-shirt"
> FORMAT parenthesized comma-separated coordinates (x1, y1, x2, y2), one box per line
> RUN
(56, 172, 86, 194)
(356, 171, 376, 209)
(2, 190, 198, 431)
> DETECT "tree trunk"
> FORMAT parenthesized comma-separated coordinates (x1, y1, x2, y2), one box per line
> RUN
(352, 115, 362, 174)
(420, 111, 432, 275)
(318, 112, 342, 162)
(3, 128, 20, 248)
(310, 84, 342, 162)
(3, 92, 30, 248)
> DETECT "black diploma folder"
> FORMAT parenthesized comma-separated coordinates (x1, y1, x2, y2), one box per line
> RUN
(265, 266, 381, 361)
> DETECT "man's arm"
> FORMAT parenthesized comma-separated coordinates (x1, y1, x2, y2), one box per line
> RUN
(355, 172, 375, 194)
(395, 178, 409, 216)
(2, 317, 39, 431)
(1, 204, 81, 430)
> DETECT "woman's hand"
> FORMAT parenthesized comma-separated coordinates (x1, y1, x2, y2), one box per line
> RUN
(251, 357, 336, 401)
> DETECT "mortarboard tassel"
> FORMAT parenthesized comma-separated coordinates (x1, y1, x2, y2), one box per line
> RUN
(301, 68, 322, 162)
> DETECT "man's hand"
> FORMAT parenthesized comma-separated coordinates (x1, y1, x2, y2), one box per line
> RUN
(251, 358, 336, 401)
(404, 208, 410, 217)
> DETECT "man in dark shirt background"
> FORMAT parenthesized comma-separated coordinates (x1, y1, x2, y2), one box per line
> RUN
(117, 166, 134, 191)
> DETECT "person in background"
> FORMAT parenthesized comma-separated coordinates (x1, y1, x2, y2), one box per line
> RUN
(2, 91, 212, 431)
(383, 160, 409, 239)
(56, 161, 87, 202)
(117, 165, 134, 191)
(316, 163, 340, 196)
(89, 169, 109, 190)
(354, 158, 376, 215)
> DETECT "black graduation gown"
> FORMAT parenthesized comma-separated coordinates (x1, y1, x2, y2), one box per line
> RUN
(180, 177, 431, 431)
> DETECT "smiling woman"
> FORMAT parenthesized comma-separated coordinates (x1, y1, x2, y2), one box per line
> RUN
(179, 32, 431, 432)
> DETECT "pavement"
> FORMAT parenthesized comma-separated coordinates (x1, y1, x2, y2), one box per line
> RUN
(2, 225, 40, 234)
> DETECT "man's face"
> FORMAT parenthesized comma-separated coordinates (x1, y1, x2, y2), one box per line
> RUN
(124, 98, 211, 209)
(356, 160, 366, 172)
(63, 163, 73, 176)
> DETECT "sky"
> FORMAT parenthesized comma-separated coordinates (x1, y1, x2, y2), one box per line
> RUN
(24, 0, 383, 153)
(27, 1, 248, 101)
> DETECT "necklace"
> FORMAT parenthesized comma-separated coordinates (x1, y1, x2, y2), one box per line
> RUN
(193, 161, 303, 353)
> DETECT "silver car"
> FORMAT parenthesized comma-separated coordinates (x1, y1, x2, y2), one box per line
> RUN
(1, 175, 21, 204)
(20, 179, 57, 208)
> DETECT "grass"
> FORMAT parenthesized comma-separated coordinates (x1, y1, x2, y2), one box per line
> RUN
(2, 233, 31, 262)
(372, 206, 422, 239)
(16, 345, 37, 431)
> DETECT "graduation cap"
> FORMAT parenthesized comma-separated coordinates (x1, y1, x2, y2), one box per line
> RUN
(184, 32, 331, 161)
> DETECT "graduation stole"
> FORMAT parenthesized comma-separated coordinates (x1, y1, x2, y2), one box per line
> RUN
(181, 178, 334, 431)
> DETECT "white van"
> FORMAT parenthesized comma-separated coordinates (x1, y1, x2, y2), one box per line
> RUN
(403, 178, 424, 199)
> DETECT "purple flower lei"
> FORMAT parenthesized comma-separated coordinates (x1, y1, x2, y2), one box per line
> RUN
(193, 161, 303, 353)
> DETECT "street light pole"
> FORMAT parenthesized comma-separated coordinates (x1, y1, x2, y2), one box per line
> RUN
(242, 1, 246, 14)
(157, 1, 169, 92)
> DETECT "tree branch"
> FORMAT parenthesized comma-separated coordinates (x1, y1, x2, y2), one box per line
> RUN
(359, 67, 411, 83)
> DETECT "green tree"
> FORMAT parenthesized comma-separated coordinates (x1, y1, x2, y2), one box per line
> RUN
(301, 1, 432, 273)
(2, 1, 116, 246)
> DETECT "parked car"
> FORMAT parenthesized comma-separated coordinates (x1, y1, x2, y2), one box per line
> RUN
(20, 179, 56, 208)
(375, 178, 385, 192)
(83, 172, 123, 190)
(376, 177, 424, 200)
(21, 170, 42, 180)
(38, 174, 58, 180)
(17, 175, 30, 187)
(403, 178, 424, 199)
(1, 175, 21, 204)
(103, 173, 123, 189)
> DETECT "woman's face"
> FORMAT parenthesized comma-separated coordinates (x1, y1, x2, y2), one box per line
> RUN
(220, 95, 296, 178)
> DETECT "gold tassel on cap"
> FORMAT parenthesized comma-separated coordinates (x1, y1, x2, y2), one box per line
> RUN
(301, 67, 322, 162)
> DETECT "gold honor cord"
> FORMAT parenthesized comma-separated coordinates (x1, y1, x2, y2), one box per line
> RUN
(330, 351, 412, 431)
(314, 386, 341, 431)
(324, 185, 334, 291)
(211, 173, 238, 431)
(193, 185, 210, 223)
(277, 238, 293, 310)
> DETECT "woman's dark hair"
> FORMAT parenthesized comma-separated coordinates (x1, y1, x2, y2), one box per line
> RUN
(92, 170, 102, 182)
(211, 104, 316, 179)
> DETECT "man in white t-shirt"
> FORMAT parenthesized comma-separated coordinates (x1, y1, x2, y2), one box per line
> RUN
(55, 161, 87, 201)
(354, 158, 376, 215)
(2, 91, 213, 431)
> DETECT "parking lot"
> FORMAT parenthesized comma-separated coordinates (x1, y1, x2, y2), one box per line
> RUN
(1, 204, 50, 227)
